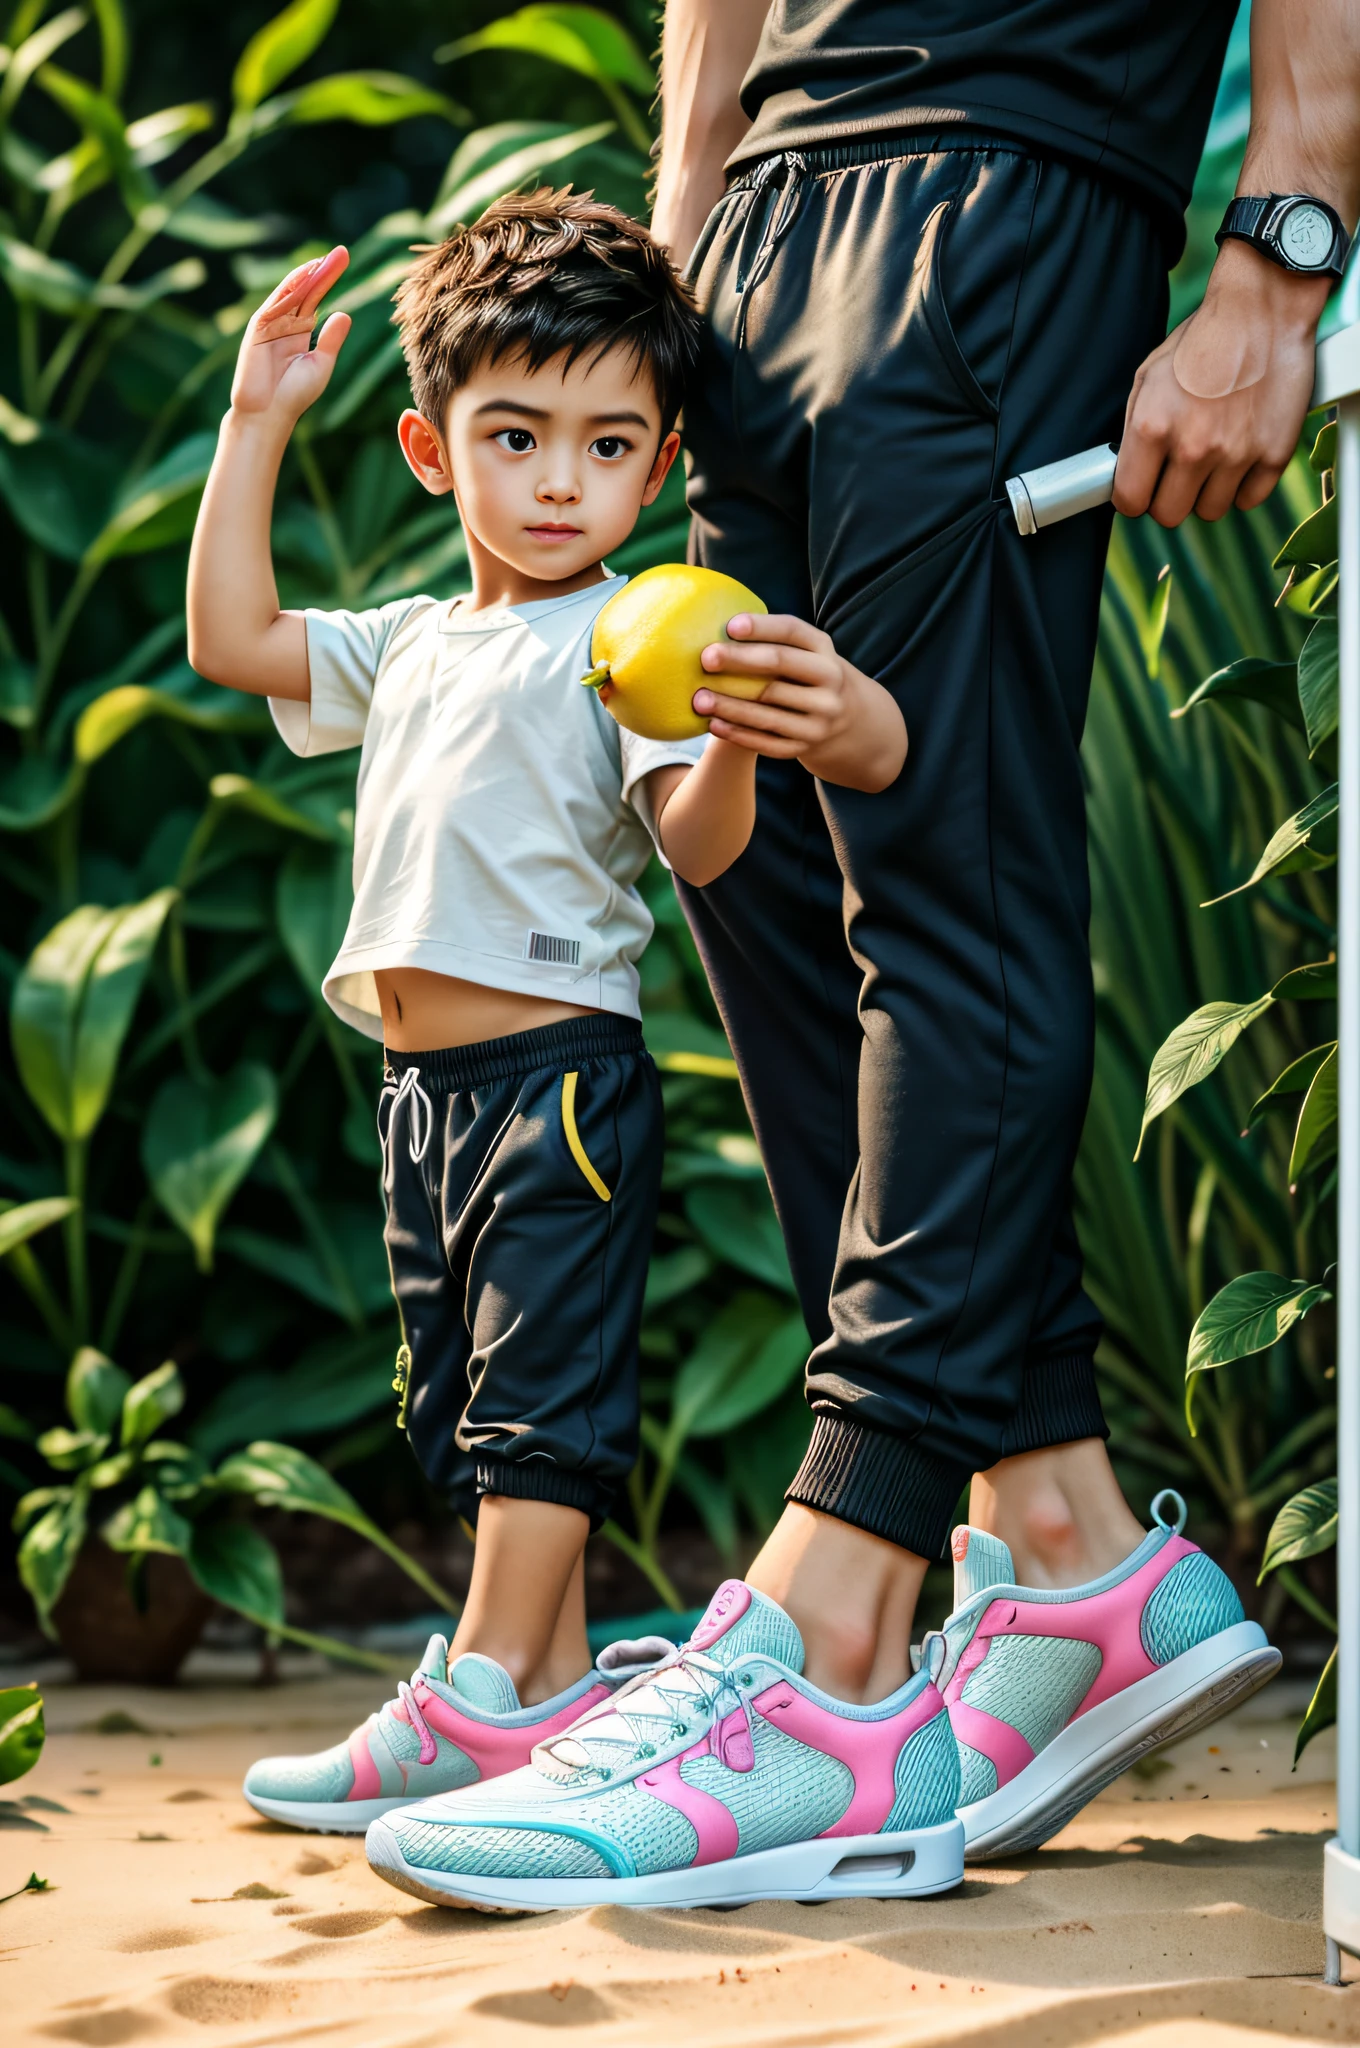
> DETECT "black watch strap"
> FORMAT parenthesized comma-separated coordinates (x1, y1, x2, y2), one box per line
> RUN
(1217, 193, 1351, 280)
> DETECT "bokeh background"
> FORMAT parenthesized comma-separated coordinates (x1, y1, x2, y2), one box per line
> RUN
(0, 0, 1341, 1693)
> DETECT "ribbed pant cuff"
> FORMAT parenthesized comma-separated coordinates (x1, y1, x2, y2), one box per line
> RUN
(786, 1414, 968, 1561)
(1000, 1350, 1108, 1459)
(476, 1459, 606, 1527)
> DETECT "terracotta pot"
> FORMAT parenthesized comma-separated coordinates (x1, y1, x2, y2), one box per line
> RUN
(51, 1540, 212, 1684)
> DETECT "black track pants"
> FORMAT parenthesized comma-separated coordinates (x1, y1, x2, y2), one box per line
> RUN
(379, 1015, 662, 1528)
(678, 134, 1169, 1558)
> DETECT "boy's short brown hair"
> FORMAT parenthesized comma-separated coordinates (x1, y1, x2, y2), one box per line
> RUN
(393, 187, 702, 436)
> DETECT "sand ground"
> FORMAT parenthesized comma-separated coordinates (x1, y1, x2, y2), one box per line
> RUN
(3, 1659, 1357, 2047)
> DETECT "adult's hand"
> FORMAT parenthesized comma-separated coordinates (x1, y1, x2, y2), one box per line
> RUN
(1114, 241, 1328, 526)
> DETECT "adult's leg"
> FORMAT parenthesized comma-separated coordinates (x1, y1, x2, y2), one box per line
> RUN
(685, 141, 1169, 1653)
(966, 1439, 1145, 1590)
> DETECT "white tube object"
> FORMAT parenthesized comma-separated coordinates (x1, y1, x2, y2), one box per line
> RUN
(1006, 443, 1119, 535)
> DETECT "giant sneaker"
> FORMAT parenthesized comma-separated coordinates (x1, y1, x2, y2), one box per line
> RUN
(942, 1489, 1281, 1860)
(242, 1633, 671, 1834)
(365, 1580, 964, 1912)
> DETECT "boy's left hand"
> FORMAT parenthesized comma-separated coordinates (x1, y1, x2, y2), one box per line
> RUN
(693, 613, 906, 793)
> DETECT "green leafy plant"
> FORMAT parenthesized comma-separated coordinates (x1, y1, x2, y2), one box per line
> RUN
(14, 1344, 456, 1668)
(0, 1683, 44, 1784)
(1133, 415, 1339, 1756)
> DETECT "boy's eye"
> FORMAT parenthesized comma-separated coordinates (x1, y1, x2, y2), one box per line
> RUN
(495, 428, 536, 453)
(589, 436, 629, 461)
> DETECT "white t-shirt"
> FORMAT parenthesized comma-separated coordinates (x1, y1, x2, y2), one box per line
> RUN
(269, 576, 704, 1039)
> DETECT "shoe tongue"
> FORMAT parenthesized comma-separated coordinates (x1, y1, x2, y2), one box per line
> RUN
(447, 1651, 521, 1712)
(950, 1526, 1015, 1609)
(418, 1632, 450, 1682)
(687, 1580, 803, 1674)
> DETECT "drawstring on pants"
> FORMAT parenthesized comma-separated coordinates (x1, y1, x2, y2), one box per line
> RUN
(734, 152, 806, 343)
(383, 1065, 434, 1163)
(737, 153, 807, 291)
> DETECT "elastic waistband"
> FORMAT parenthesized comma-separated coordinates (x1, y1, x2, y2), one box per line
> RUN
(728, 126, 1029, 188)
(384, 1013, 645, 1091)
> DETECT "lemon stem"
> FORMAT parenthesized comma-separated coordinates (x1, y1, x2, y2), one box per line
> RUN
(580, 663, 611, 692)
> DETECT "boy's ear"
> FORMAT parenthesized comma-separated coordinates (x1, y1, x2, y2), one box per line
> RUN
(641, 428, 682, 508)
(398, 408, 454, 496)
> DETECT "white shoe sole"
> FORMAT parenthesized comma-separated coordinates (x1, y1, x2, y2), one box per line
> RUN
(959, 1620, 1282, 1860)
(365, 1814, 965, 1913)
(242, 1785, 418, 1834)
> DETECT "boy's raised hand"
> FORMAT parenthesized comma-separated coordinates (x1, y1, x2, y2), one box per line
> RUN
(231, 245, 352, 427)
(693, 612, 907, 794)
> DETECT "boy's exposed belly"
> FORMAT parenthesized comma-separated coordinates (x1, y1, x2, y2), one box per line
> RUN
(374, 966, 600, 1053)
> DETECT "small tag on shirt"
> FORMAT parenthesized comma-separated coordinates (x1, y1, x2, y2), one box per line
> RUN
(525, 931, 581, 967)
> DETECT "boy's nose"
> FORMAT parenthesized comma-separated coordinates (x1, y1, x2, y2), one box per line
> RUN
(536, 476, 581, 505)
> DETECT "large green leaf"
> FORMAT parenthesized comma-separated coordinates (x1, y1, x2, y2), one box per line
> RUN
(439, 5, 653, 91)
(10, 889, 177, 1141)
(423, 119, 616, 239)
(0, 1196, 77, 1261)
(1205, 784, 1337, 903)
(186, 1517, 405, 1672)
(439, 6, 653, 153)
(232, 0, 340, 113)
(142, 1064, 278, 1272)
(66, 1348, 132, 1437)
(276, 844, 353, 992)
(0, 755, 81, 832)
(671, 1292, 790, 1435)
(120, 1362, 184, 1449)
(208, 773, 343, 842)
(1274, 496, 1337, 571)
(187, 1516, 283, 1623)
(85, 433, 217, 565)
(1273, 961, 1337, 1002)
(1294, 1643, 1336, 1764)
(0, 1686, 44, 1786)
(191, 1327, 398, 1459)
(1260, 1478, 1337, 1580)
(35, 1428, 108, 1472)
(1247, 1043, 1335, 1129)
(18, 1490, 87, 1631)
(0, 426, 117, 559)
(1187, 1272, 1332, 1377)
(1289, 1045, 1338, 1186)
(74, 681, 263, 765)
(276, 72, 464, 128)
(1136, 994, 1274, 1156)
(684, 1180, 795, 1293)
(688, 1310, 808, 1438)
(215, 1441, 457, 1610)
(100, 1483, 191, 1557)
(1173, 656, 1305, 734)
(1297, 618, 1338, 757)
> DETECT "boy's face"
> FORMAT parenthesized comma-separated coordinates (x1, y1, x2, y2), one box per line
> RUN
(397, 345, 679, 588)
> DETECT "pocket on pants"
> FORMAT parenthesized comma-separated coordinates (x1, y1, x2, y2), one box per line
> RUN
(561, 1070, 613, 1201)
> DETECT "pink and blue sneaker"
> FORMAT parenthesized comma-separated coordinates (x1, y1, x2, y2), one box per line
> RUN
(365, 1580, 964, 1911)
(242, 1632, 672, 1834)
(941, 1489, 1282, 1860)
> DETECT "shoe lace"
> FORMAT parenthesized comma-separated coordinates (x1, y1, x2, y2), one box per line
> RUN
(395, 1677, 438, 1765)
(535, 1647, 756, 1782)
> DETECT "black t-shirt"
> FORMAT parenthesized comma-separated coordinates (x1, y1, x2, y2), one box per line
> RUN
(731, 0, 1237, 253)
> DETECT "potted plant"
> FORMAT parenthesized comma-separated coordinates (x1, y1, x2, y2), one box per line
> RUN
(14, 1348, 456, 1684)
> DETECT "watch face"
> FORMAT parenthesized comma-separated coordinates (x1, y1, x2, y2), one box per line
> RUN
(1277, 202, 1334, 269)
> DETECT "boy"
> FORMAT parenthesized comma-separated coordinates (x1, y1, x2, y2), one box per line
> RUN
(187, 188, 906, 1833)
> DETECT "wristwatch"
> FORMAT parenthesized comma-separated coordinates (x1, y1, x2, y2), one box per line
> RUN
(1216, 194, 1351, 280)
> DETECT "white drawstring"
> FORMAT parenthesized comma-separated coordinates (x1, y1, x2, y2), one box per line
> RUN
(382, 1065, 434, 1163)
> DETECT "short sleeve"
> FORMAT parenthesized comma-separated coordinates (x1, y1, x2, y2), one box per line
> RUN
(269, 601, 421, 757)
(619, 729, 708, 848)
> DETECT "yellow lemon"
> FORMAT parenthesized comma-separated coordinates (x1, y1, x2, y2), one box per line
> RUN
(581, 564, 768, 741)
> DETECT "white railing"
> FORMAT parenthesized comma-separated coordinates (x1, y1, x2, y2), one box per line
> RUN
(1315, 313, 1360, 1985)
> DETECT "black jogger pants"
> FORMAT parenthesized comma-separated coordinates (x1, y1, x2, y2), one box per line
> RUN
(678, 134, 1169, 1558)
